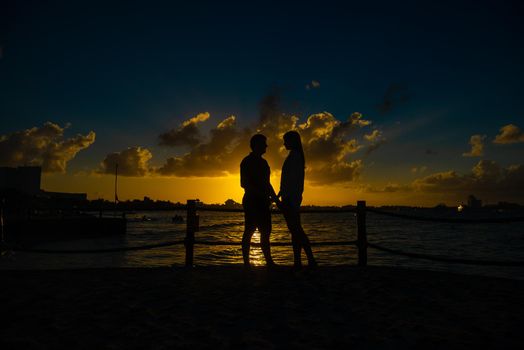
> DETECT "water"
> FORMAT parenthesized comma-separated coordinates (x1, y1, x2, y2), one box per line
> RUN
(2, 210, 524, 280)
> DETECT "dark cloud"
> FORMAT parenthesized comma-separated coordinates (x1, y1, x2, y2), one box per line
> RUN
(99, 147, 153, 177)
(158, 112, 210, 147)
(376, 84, 409, 114)
(364, 129, 386, 155)
(306, 160, 363, 185)
(0, 122, 95, 172)
(425, 148, 437, 155)
(157, 115, 243, 177)
(411, 166, 427, 174)
(493, 124, 524, 144)
(462, 134, 486, 157)
(305, 80, 320, 90)
(412, 160, 524, 202)
(295, 112, 370, 184)
(155, 92, 376, 185)
(359, 160, 524, 203)
(363, 183, 411, 193)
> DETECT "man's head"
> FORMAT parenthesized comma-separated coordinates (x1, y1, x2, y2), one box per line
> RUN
(250, 134, 268, 155)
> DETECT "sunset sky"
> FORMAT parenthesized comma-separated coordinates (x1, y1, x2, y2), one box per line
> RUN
(1, 0, 523, 206)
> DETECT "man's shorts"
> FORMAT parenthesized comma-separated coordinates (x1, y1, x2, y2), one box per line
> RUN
(242, 194, 271, 233)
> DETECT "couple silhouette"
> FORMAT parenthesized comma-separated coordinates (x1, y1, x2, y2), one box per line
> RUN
(240, 131, 317, 269)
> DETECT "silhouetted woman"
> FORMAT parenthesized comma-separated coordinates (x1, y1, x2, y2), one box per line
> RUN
(278, 131, 317, 268)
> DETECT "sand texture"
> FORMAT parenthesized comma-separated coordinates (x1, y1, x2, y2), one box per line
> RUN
(1, 266, 523, 349)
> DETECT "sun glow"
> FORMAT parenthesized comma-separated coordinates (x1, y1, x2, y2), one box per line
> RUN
(248, 230, 266, 266)
(41, 168, 439, 207)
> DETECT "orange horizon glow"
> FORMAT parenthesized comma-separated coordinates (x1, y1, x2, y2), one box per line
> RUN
(41, 172, 467, 207)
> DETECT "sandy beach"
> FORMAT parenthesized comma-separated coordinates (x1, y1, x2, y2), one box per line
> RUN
(1, 265, 523, 349)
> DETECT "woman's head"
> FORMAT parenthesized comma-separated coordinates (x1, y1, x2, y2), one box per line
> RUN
(283, 131, 305, 167)
(283, 131, 302, 151)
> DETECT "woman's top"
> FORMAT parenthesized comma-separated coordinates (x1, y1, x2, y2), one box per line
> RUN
(280, 150, 304, 200)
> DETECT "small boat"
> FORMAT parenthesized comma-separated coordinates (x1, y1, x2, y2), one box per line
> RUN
(141, 215, 158, 222)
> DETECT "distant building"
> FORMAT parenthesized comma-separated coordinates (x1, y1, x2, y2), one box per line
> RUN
(42, 191, 87, 201)
(0, 166, 41, 195)
(224, 199, 241, 208)
(467, 195, 482, 208)
(0, 166, 87, 202)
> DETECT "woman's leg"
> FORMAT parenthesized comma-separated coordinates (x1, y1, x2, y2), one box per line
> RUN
(290, 231, 302, 267)
(259, 228, 275, 266)
(298, 225, 316, 266)
(284, 207, 304, 267)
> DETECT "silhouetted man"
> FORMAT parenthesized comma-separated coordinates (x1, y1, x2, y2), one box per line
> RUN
(240, 134, 277, 268)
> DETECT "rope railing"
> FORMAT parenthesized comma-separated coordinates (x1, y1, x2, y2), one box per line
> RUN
(2, 200, 523, 269)
(367, 242, 524, 267)
(194, 240, 358, 247)
(6, 240, 358, 254)
(367, 207, 524, 223)
(9, 240, 186, 254)
(196, 207, 357, 213)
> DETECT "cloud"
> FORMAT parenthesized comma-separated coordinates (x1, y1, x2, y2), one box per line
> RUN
(377, 84, 409, 114)
(493, 124, 524, 144)
(364, 129, 381, 143)
(0, 122, 95, 172)
(349, 112, 372, 127)
(295, 112, 370, 184)
(364, 129, 386, 155)
(364, 183, 412, 193)
(357, 160, 524, 203)
(306, 160, 363, 185)
(157, 115, 243, 177)
(156, 92, 374, 185)
(413, 170, 468, 191)
(158, 112, 210, 147)
(425, 149, 437, 155)
(411, 166, 427, 174)
(305, 80, 320, 90)
(462, 134, 486, 157)
(99, 147, 153, 177)
(412, 160, 524, 201)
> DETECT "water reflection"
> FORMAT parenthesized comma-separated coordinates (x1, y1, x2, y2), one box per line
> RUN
(2, 210, 524, 280)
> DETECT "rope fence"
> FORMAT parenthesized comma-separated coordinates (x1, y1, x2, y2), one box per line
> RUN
(367, 207, 524, 224)
(2, 200, 524, 268)
(7, 240, 186, 254)
(364, 202, 524, 267)
(367, 242, 524, 267)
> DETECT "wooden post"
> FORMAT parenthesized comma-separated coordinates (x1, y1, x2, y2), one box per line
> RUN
(185, 200, 198, 267)
(357, 200, 367, 266)
(0, 199, 4, 244)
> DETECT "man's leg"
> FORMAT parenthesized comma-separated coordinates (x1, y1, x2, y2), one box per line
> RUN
(242, 203, 257, 267)
(259, 204, 275, 267)
(242, 227, 255, 267)
(259, 228, 275, 266)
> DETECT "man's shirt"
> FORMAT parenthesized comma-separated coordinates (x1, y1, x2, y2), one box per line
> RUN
(240, 152, 271, 199)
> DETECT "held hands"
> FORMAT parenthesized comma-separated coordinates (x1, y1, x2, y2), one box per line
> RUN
(271, 192, 285, 212)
